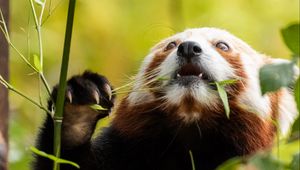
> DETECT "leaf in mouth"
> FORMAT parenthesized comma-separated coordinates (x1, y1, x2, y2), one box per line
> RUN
(216, 82, 230, 119)
(212, 79, 237, 119)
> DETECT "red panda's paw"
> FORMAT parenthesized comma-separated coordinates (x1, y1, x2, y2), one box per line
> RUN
(50, 71, 115, 116)
(49, 71, 115, 147)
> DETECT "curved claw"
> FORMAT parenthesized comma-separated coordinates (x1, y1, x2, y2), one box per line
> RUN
(66, 90, 73, 104)
(93, 90, 100, 104)
(103, 83, 112, 100)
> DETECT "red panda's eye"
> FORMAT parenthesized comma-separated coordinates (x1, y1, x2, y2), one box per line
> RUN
(165, 41, 177, 51)
(216, 41, 230, 52)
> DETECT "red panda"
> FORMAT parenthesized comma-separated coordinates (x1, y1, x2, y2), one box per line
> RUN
(33, 28, 298, 170)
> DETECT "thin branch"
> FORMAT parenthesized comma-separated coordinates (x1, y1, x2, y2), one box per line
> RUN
(29, 0, 53, 97)
(0, 76, 52, 115)
(42, 0, 66, 25)
(40, 73, 52, 96)
(27, 8, 32, 61)
(38, 0, 46, 69)
(29, 0, 39, 29)
(38, 0, 46, 25)
(29, 0, 45, 73)
(9, 43, 38, 72)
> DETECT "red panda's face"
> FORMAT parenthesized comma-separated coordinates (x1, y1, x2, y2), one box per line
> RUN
(126, 28, 297, 129)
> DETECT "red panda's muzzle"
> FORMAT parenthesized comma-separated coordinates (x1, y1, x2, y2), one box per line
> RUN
(173, 63, 215, 87)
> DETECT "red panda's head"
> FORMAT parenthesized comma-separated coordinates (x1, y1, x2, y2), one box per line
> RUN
(118, 28, 297, 136)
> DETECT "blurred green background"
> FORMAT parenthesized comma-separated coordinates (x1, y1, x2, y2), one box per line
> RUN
(7, 0, 299, 169)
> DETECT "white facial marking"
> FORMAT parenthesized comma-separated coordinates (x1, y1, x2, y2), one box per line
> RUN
(190, 83, 220, 108)
(163, 84, 186, 105)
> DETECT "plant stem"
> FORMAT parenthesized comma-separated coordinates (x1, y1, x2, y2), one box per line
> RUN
(37, 0, 46, 70)
(9, 42, 38, 72)
(0, 76, 51, 115)
(53, 0, 76, 169)
(29, 0, 52, 97)
(29, 0, 39, 27)
(37, 27, 43, 69)
(42, 0, 66, 25)
(40, 73, 52, 96)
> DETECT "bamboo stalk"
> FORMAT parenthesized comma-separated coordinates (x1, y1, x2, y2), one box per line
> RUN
(53, 0, 76, 170)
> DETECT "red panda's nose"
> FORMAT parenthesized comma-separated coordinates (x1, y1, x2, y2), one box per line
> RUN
(177, 41, 202, 60)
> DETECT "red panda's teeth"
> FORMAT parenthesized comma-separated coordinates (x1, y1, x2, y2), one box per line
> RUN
(199, 73, 203, 78)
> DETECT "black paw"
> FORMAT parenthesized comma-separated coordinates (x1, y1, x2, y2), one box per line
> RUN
(50, 71, 115, 117)
(48, 71, 116, 147)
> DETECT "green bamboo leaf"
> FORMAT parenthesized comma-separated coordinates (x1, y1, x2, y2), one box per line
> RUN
(216, 79, 238, 86)
(216, 82, 230, 118)
(90, 104, 107, 111)
(188, 150, 196, 170)
(281, 23, 300, 56)
(259, 62, 294, 95)
(271, 139, 300, 164)
(209, 79, 237, 86)
(33, 54, 42, 72)
(30, 146, 80, 168)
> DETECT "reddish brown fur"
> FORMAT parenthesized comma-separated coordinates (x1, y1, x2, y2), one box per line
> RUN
(145, 47, 171, 75)
(268, 90, 282, 120)
(226, 100, 276, 153)
(112, 98, 165, 137)
(112, 94, 276, 154)
(113, 88, 278, 151)
(145, 51, 168, 76)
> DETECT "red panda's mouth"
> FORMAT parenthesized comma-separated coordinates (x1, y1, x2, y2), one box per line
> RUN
(175, 63, 212, 81)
